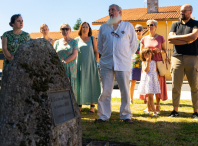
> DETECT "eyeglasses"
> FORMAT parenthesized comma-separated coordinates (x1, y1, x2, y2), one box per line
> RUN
(82, 27, 89, 29)
(61, 28, 70, 31)
(135, 30, 142, 32)
(180, 10, 191, 13)
(147, 24, 154, 27)
(111, 32, 119, 38)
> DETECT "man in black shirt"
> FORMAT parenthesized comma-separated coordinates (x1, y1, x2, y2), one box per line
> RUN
(168, 4, 198, 119)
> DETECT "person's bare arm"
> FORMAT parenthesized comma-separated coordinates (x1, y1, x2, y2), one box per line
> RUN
(2, 37, 14, 62)
(168, 29, 198, 42)
(93, 37, 99, 62)
(142, 61, 150, 73)
(153, 42, 167, 54)
(161, 42, 167, 54)
(140, 42, 144, 52)
(62, 50, 78, 63)
(168, 32, 188, 45)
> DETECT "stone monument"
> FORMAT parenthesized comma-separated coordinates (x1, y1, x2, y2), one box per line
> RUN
(0, 39, 82, 146)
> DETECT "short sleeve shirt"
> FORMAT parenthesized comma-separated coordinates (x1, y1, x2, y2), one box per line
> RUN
(169, 19, 198, 56)
(141, 35, 165, 61)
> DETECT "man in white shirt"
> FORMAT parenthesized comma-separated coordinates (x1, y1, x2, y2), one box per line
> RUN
(96, 4, 138, 124)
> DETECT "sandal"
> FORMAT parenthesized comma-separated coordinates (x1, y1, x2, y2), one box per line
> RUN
(78, 105, 82, 112)
(152, 113, 158, 117)
(143, 108, 150, 114)
(89, 105, 95, 113)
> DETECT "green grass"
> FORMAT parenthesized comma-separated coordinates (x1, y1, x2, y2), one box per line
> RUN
(81, 98, 198, 145)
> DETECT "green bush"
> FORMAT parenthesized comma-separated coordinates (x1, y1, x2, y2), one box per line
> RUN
(0, 48, 2, 53)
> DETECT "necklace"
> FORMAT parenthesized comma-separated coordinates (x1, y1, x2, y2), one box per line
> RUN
(63, 38, 71, 45)
(149, 34, 156, 40)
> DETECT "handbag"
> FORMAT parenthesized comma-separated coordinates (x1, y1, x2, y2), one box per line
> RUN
(156, 53, 171, 77)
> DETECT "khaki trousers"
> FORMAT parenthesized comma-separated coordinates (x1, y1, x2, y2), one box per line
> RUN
(171, 55, 198, 109)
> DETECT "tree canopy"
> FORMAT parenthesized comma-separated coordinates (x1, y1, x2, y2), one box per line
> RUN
(73, 18, 82, 30)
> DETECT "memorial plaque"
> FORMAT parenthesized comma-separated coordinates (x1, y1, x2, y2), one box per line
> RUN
(49, 90, 75, 125)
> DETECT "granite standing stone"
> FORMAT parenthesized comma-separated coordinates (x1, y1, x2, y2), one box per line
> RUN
(0, 39, 82, 146)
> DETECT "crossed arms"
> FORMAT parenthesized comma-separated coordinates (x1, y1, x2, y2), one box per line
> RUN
(168, 28, 198, 45)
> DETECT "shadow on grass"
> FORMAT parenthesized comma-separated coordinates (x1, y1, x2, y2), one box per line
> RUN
(160, 102, 193, 108)
(81, 102, 198, 145)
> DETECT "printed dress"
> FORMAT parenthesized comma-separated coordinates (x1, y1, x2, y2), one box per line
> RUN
(75, 36, 101, 105)
(2, 30, 30, 71)
(140, 35, 168, 100)
(130, 39, 142, 81)
(138, 60, 161, 94)
(54, 39, 79, 98)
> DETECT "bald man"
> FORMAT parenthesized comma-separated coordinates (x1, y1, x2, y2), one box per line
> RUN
(168, 4, 198, 119)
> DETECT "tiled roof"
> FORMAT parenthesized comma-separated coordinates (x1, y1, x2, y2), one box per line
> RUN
(30, 28, 150, 41)
(92, 6, 181, 25)
(30, 29, 100, 40)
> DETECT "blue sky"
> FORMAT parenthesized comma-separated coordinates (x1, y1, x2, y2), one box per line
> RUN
(0, 0, 197, 47)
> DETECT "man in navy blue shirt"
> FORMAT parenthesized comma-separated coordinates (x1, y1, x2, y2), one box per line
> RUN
(168, 4, 198, 119)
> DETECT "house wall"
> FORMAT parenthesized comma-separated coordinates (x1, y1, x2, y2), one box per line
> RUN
(131, 20, 181, 58)
(131, 20, 187, 81)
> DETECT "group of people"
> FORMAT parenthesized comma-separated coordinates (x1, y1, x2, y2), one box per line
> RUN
(1, 3, 198, 124)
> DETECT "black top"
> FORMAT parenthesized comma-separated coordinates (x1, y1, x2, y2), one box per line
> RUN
(170, 19, 198, 56)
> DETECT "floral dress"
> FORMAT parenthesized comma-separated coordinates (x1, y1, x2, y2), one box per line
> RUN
(54, 39, 79, 98)
(138, 60, 161, 94)
(2, 30, 30, 71)
(130, 40, 142, 81)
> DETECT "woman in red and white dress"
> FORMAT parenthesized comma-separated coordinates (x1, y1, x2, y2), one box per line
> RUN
(140, 19, 168, 113)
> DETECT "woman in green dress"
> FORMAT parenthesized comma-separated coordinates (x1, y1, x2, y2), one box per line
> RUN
(75, 22, 101, 113)
(1, 14, 30, 78)
(54, 23, 79, 99)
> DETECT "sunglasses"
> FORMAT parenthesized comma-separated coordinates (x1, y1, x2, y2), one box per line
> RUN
(111, 31, 119, 38)
(147, 24, 154, 27)
(61, 28, 70, 31)
(135, 30, 142, 32)
(180, 10, 191, 13)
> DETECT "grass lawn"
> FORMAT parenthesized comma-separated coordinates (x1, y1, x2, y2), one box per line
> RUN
(81, 98, 198, 145)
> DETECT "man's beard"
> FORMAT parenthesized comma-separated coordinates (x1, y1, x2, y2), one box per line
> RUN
(107, 15, 121, 25)
(181, 15, 188, 20)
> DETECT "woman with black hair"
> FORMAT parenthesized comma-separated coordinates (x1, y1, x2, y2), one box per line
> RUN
(1, 14, 30, 72)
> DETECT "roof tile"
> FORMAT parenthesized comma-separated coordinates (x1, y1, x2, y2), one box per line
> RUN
(93, 6, 181, 25)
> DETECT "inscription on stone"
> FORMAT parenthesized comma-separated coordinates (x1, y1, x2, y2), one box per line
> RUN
(49, 90, 75, 125)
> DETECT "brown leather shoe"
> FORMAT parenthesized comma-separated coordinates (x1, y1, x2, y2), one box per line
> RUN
(123, 119, 133, 124)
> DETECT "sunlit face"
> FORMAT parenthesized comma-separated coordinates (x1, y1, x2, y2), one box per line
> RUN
(12, 16, 23, 29)
(81, 23, 89, 35)
(147, 21, 157, 32)
(135, 28, 143, 37)
(180, 6, 192, 20)
(109, 5, 121, 18)
(40, 26, 49, 35)
(61, 26, 71, 37)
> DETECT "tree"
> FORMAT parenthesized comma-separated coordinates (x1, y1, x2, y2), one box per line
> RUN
(73, 18, 82, 30)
